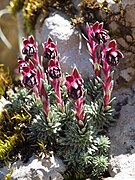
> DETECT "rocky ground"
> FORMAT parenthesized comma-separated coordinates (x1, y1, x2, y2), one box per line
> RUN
(105, 83, 135, 179)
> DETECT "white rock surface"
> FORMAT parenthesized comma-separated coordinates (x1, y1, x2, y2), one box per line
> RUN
(0, 96, 11, 112)
(108, 154, 135, 177)
(0, 154, 65, 180)
(35, 11, 93, 78)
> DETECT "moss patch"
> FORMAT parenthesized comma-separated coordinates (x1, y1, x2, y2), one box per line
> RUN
(0, 64, 12, 98)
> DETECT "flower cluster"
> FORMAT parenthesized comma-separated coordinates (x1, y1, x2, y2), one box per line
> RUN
(18, 35, 86, 128)
(18, 35, 49, 116)
(43, 38, 63, 108)
(86, 21, 124, 108)
(43, 36, 86, 127)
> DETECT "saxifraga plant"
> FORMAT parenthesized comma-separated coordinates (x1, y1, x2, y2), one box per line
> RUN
(11, 21, 123, 179)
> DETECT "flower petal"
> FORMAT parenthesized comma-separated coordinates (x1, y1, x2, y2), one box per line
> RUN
(99, 22, 103, 29)
(72, 67, 80, 79)
(23, 39, 29, 46)
(48, 59, 56, 67)
(86, 23, 92, 35)
(66, 75, 74, 83)
(109, 40, 117, 49)
(48, 37, 53, 44)
(22, 66, 30, 73)
(92, 21, 99, 32)
(29, 35, 35, 44)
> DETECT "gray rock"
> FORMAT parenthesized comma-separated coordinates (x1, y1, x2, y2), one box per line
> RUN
(120, 67, 135, 82)
(0, 154, 65, 180)
(104, 1, 135, 88)
(35, 10, 93, 78)
(105, 83, 135, 179)
(108, 154, 135, 177)
(126, 35, 133, 43)
(109, 86, 135, 156)
(0, 96, 11, 112)
(106, 171, 135, 180)
(0, 166, 8, 180)
(3, 154, 66, 180)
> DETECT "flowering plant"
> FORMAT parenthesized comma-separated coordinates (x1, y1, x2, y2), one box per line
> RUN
(86, 21, 124, 109)
(0, 21, 123, 179)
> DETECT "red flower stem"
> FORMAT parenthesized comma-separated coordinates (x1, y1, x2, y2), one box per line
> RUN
(88, 40, 101, 77)
(39, 82, 49, 116)
(101, 55, 113, 107)
(75, 96, 85, 122)
(52, 79, 64, 108)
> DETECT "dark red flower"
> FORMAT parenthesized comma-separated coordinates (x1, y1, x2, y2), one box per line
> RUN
(18, 57, 38, 89)
(65, 67, 84, 100)
(18, 58, 29, 74)
(48, 59, 63, 107)
(43, 37, 57, 60)
(23, 73, 38, 89)
(86, 21, 109, 44)
(105, 40, 124, 66)
(68, 86, 82, 100)
(18, 57, 36, 75)
(48, 59, 61, 79)
(22, 35, 37, 57)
